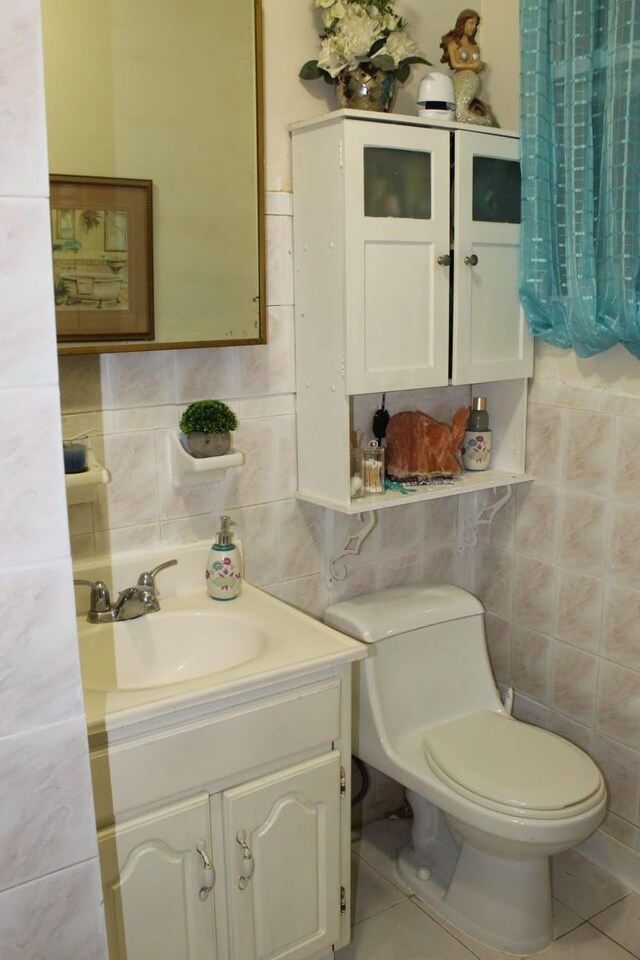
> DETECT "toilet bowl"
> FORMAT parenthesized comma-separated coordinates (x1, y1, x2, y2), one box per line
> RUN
(325, 584, 606, 955)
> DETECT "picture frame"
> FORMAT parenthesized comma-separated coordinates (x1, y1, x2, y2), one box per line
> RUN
(50, 175, 154, 342)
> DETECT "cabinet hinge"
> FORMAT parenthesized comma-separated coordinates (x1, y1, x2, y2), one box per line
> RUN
(340, 765, 347, 796)
(339, 139, 344, 171)
(340, 885, 347, 914)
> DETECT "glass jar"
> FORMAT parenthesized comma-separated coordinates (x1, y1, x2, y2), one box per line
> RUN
(350, 447, 364, 499)
(362, 441, 385, 495)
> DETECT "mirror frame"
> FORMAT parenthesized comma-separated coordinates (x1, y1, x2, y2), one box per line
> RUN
(56, 0, 266, 356)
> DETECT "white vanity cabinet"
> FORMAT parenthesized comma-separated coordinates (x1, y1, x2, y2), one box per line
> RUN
(221, 752, 342, 960)
(98, 793, 217, 960)
(290, 111, 533, 512)
(90, 669, 353, 960)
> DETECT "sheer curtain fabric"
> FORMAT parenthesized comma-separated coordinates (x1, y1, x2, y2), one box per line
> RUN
(520, 0, 640, 358)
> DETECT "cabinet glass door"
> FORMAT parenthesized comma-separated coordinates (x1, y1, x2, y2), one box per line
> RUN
(452, 131, 532, 384)
(344, 122, 450, 393)
(472, 156, 521, 225)
(364, 148, 432, 220)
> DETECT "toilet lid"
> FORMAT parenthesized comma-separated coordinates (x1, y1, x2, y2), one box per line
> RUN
(423, 711, 602, 811)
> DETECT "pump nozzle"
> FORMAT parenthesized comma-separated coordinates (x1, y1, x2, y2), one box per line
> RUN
(217, 515, 236, 546)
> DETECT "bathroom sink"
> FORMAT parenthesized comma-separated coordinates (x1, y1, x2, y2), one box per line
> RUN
(78, 608, 267, 692)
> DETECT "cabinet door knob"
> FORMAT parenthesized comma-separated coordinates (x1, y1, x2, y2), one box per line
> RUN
(437, 254, 451, 266)
(196, 841, 215, 901)
(236, 829, 255, 890)
(464, 254, 479, 266)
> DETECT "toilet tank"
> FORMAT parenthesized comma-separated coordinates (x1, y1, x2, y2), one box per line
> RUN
(324, 585, 504, 749)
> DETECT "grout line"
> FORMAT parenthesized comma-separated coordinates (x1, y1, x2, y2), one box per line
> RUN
(584, 920, 639, 959)
(588, 890, 633, 922)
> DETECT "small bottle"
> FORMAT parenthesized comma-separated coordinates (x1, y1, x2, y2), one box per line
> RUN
(462, 397, 492, 471)
(206, 515, 242, 600)
(468, 396, 489, 432)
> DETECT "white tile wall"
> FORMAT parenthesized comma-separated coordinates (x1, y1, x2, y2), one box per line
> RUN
(0, 4, 107, 956)
(61, 195, 463, 625)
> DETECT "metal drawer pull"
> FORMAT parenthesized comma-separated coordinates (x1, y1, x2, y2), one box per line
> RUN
(236, 830, 255, 890)
(196, 841, 214, 901)
(437, 254, 451, 266)
(464, 254, 479, 266)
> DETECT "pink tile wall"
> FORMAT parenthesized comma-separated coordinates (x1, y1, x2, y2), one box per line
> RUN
(475, 378, 640, 855)
(0, 3, 106, 955)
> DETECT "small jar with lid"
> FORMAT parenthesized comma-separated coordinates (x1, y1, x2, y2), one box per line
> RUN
(462, 397, 492, 471)
(362, 440, 385, 494)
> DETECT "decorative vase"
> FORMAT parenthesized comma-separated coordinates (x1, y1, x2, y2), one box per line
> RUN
(185, 431, 231, 458)
(335, 68, 397, 113)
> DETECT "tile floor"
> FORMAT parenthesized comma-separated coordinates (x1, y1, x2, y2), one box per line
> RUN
(338, 816, 640, 959)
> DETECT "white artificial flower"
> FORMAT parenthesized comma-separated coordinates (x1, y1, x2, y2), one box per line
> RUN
(322, 2, 346, 27)
(317, 35, 350, 76)
(316, 0, 336, 8)
(338, 4, 382, 60)
(378, 28, 421, 65)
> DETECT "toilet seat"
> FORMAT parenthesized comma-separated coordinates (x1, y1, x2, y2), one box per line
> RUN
(423, 711, 604, 821)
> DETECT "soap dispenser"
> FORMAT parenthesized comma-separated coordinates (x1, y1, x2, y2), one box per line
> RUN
(206, 515, 242, 600)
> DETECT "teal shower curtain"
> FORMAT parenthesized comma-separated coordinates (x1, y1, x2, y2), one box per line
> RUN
(519, 0, 640, 358)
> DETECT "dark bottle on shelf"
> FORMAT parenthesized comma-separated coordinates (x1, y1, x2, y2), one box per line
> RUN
(468, 396, 489, 432)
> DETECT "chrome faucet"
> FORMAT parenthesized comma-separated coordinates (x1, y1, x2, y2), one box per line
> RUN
(74, 558, 178, 623)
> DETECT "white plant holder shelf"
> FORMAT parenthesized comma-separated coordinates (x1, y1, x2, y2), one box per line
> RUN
(169, 430, 244, 487)
(64, 451, 110, 505)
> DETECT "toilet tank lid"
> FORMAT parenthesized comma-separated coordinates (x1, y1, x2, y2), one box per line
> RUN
(323, 584, 484, 643)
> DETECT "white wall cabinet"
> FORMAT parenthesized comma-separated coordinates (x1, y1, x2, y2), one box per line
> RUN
(290, 111, 533, 513)
(91, 671, 352, 960)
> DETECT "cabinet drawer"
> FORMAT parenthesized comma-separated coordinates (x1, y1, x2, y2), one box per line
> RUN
(92, 678, 341, 824)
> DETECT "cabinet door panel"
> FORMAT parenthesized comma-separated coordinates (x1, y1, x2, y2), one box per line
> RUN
(223, 752, 341, 960)
(452, 131, 533, 384)
(98, 794, 216, 960)
(344, 122, 450, 393)
(469, 243, 521, 362)
(364, 239, 436, 375)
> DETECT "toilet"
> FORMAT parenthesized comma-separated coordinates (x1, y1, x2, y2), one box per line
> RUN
(324, 584, 606, 955)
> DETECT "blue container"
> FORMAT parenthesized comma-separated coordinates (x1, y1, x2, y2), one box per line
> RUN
(63, 440, 88, 474)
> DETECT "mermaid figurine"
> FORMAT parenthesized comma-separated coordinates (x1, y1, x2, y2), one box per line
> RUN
(440, 9, 496, 127)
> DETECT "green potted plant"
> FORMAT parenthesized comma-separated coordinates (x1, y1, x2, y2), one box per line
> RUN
(179, 399, 238, 458)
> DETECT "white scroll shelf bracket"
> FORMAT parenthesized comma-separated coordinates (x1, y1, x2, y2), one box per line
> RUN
(457, 485, 513, 554)
(326, 510, 378, 589)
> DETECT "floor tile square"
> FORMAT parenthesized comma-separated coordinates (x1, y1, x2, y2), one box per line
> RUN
(591, 893, 640, 958)
(537, 922, 636, 959)
(351, 852, 405, 925)
(352, 816, 413, 894)
(336, 899, 477, 959)
(552, 850, 631, 919)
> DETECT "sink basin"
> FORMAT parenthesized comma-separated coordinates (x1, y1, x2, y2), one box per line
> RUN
(79, 609, 268, 692)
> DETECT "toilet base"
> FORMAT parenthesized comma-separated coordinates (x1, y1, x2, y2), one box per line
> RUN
(397, 842, 553, 955)
(397, 791, 554, 955)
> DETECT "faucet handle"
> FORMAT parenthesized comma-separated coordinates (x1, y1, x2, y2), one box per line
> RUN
(73, 578, 111, 614)
(137, 558, 178, 590)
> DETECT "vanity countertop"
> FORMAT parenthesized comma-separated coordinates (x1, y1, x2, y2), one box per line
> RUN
(80, 580, 366, 738)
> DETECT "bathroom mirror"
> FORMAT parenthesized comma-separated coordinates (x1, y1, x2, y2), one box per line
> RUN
(41, 0, 265, 354)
